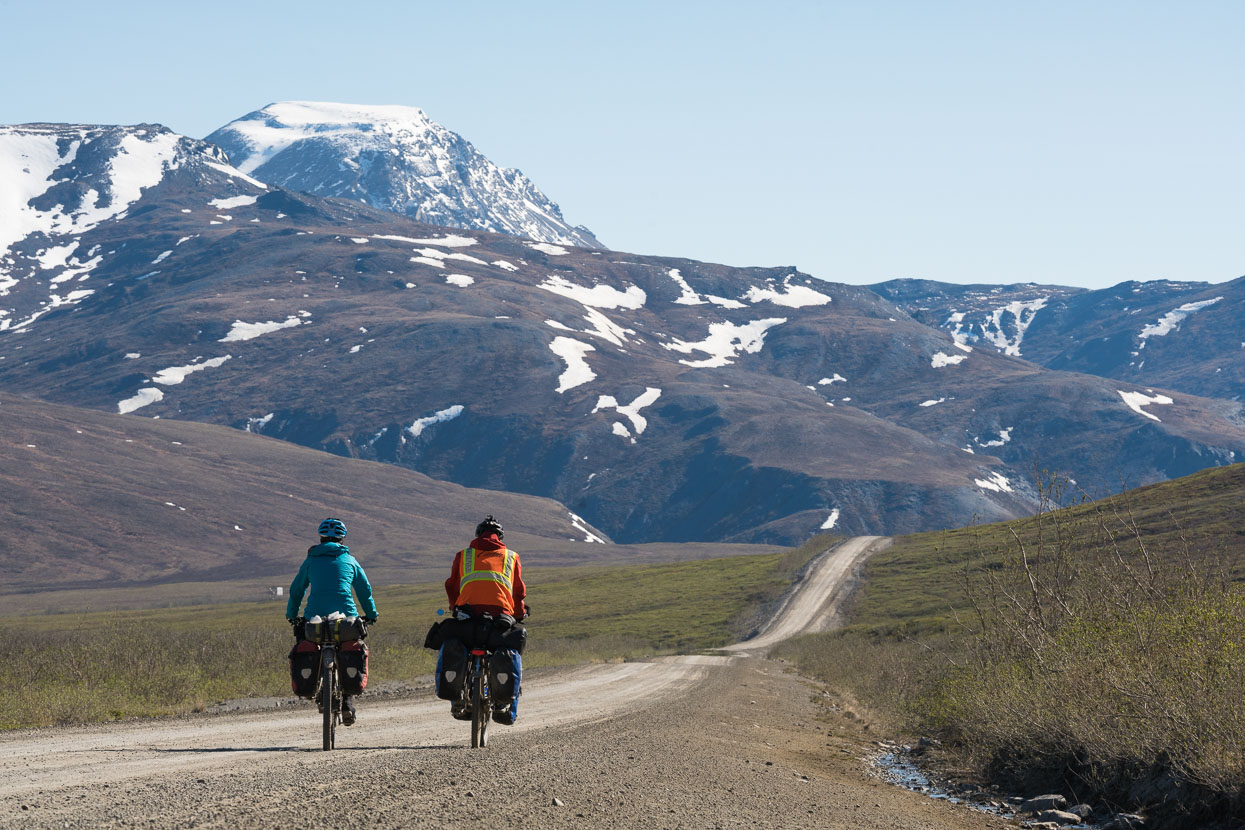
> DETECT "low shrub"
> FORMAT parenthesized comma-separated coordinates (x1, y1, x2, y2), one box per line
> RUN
(777, 472, 1245, 825)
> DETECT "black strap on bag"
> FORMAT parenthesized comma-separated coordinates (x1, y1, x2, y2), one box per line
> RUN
(502, 623, 527, 654)
(423, 618, 450, 651)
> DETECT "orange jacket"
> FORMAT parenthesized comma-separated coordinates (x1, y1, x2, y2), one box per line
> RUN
(444, 534, 526, 618)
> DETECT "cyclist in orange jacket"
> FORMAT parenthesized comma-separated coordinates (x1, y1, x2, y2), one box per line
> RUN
(437, 515, 528, 724)
(445, 515, 527, 618)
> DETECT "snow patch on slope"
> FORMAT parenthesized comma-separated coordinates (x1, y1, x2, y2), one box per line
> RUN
(975, 472, 1013, 493)
(407, 404, 464, 438)
(1119, 390, 1174, 422)
(662, 319, 787, 368)
(1139, 297, 1222, 342)
(569, 511, 607, 544)
(538, 275, 646, 310)
(373, 233, 477, 247)
(931, 352, 967, 368)
(527, 242, 569, 256)
(118, 387, 164, 414)
(985, 299, 1047, 356)
(668, 269, 704, 305)
(593, 388, 662, 437)
(550, 337, 596, 392)
(220, 316, 304, 342)
(209, 194, 258, 210)
(152, 356, 232, 385)
(743, 277, 832, 308)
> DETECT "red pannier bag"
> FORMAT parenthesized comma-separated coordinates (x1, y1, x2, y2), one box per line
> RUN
(288, 639, 320, 698)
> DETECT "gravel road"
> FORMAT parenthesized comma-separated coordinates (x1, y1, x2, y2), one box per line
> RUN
(725, 536, 891, 653)
(0, 538, 1007, 829)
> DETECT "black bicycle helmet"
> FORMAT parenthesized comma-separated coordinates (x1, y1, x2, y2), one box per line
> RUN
(475, 514, 503, 540)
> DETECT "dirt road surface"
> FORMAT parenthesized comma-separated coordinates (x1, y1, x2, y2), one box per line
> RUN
(0, 538, 1007, 829)
(724, 536, 891, 653)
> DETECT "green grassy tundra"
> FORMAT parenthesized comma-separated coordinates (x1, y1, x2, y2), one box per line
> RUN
(2, 536, 831, 729)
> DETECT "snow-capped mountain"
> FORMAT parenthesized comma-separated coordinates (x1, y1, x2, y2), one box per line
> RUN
(0, 131, 1240, 545)
(205, 102, 602, 249)
(2, 117, 1242, 547)
(875, 278, 1245, 401)
(0, 122, 266, 333)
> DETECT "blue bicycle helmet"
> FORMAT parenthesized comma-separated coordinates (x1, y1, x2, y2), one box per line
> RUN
(318, 518, 347, 539)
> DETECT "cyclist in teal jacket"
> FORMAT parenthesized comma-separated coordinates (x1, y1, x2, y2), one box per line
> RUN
(286, 518, 378, 724)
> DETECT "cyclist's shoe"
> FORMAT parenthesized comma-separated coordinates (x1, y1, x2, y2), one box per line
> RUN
(450, 700, 472, 721)
(341, 696, 356, 726)
(316, 689, 325, 714)
(492, 700, 517, 726)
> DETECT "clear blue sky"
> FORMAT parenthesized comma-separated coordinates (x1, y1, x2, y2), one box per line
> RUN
(2, 0, 1241, 289)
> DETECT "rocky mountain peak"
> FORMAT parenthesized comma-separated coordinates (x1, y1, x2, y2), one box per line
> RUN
(205, 101, 603, 249)
(0, 123, 223, 257)
(0, 121, 264, 332)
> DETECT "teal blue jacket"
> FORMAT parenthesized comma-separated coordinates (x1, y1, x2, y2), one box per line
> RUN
(285, 542, 379, 620)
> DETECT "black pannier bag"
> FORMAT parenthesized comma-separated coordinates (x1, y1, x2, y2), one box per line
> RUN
(435, 638, 468, 700)
(423, 618, 450, 651)
(424, 616, 484, 650)
(500, 623, 527, 655)
(429, 615, 528, 654)
(289, 640, 320, 698)
(338, 640, 369, 695)
(488, 649, 519, 702)
(482, 617, 527, 655)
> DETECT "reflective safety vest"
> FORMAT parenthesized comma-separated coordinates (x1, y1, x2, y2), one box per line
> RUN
(459, 546, 517, 595)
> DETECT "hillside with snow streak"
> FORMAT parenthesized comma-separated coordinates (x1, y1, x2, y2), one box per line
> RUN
(873, 277, 1245, 401)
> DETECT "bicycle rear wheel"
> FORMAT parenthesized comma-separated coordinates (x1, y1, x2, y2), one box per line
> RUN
(322, 657, 336, 751)
(471, 664, 489, 748)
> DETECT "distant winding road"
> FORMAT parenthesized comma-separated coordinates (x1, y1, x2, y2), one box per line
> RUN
(724, 535, 891, 652)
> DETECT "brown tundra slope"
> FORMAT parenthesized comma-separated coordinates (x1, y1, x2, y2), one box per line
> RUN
(0, 393, 780, 594)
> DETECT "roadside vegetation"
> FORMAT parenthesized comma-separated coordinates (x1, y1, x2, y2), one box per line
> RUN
(775, 463, 1245, 827)
(1, 535, 832, 729)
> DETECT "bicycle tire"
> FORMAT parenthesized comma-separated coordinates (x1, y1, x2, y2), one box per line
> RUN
(480, 657, 490, 747)
(480, 676, 490, 748)
(322, 652, 336, 751)
(471, 661, 489, 748)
